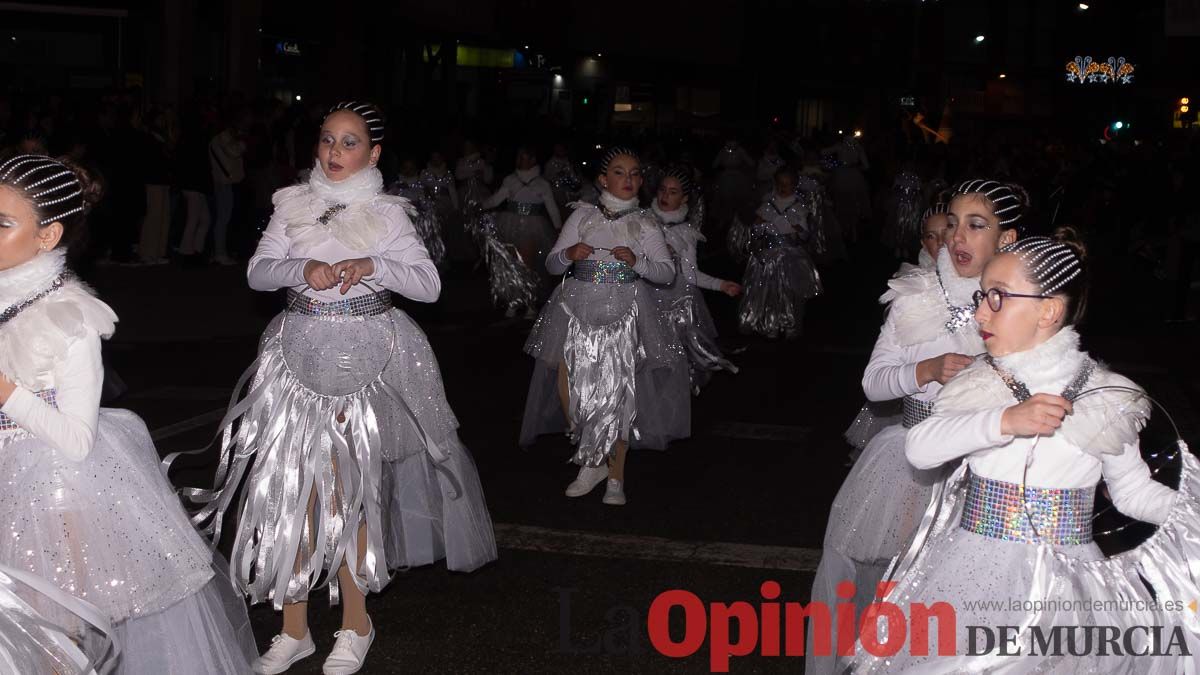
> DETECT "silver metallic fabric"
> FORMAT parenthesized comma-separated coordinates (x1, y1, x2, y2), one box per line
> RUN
(900, 395, 935, 429)
(562, 298, 643, 466)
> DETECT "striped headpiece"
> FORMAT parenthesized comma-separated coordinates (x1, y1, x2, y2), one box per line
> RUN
(0, 154, 85, 225)
(952, 179, 1027, 228)
(326, 101, 385, 143)
(1000, 236, 1082, 294)
(599, 146, 639, 173)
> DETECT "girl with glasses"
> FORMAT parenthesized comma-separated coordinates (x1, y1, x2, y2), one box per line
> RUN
(850, 226, 1200, 672)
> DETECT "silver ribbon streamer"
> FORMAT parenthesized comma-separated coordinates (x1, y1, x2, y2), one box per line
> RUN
(0, 564, 118, 674)
(663, 292, 738, 393)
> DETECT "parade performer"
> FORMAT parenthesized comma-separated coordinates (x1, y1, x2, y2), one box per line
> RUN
(0, 154, 256, 674)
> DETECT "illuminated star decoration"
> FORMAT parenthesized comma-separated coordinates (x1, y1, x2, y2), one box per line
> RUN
(1067, 55, 1134, 84)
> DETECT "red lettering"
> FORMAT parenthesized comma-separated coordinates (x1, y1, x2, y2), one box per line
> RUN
(760, 581, 781, 656)
(910, 601, 956, 656)
(647, 590, 706, 658)
(710, 602, 759, 672)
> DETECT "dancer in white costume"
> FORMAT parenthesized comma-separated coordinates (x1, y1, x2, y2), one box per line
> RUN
(738, 166, 822, 339)
(807, 180, 1023, 675)
(520, 147, 690, 506)
(850, 228, 1200, 673)
(647, 167, 741, 393)
(481, 146, 561, 284)
(180, 103, 497, 675)
(0, 155, 256, 674)
(844, 202, 950, 455)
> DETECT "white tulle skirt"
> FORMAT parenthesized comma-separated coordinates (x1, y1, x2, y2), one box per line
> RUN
(0, 411, 257, 674)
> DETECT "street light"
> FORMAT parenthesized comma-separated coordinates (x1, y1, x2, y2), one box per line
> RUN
(294, 94, 302, 102)
(974, 35, 986, 43)
(999, 73, 1007, 79)
(1078, 3, 1089, 10)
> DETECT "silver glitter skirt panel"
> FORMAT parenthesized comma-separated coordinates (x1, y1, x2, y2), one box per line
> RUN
(0, 410, 257, 673)
(188, 307, 496, 609)
(495, 211, 556, 273)
(521, 279, 691, 461)
(644, 267, 737, 393)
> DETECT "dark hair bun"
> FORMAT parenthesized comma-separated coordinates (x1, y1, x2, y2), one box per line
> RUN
(1052, 225, 1087, 265)
(56, 156, 104, 213)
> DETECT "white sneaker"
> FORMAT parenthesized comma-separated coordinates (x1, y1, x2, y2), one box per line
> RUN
(322, 621, 375, 675)
(565, 465, 609, 497)
(254, 632, 316, 674)
(602, 478, 627, 506)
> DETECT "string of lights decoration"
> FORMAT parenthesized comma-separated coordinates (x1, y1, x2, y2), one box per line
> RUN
(1066, 56, 1135, 84)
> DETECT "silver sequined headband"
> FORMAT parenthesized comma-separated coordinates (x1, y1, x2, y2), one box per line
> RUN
(922, 202, 948, 221)
(327, 101, 385, 143)
(1000, 237, 1082, 294)
(953, 179, 1026, 227)
(599, 146, 638, 173)
(0, 154, 84, 225)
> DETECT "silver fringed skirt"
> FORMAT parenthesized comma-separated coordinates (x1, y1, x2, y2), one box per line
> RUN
(0, 411, 257, 674)
(646, 269, 737, 394)
(468, 212, 542, 312)
(520, 267, 690, 465)
(181, 291, 497, 609)
(738, 235, 822, 338)
(412, 197, 446, 265)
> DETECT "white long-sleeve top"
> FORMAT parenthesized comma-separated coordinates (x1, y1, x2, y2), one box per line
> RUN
(546, 194, 675, 284)
(651, 203, 726, 292)
(481, 168, 563, 229)
(0, 251, 117, 461)
(248, 167, 441, 303)
(863, 249, 984, 403)
(756, 194, 810, 237)
(906, 327, 1177, 524)
(455, 153, 493, 185)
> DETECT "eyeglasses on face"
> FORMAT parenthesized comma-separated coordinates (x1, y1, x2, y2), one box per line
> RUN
(972, 287, 1053, 312)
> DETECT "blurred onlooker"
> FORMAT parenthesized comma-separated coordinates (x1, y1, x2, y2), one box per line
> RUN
(208, 107, 249, 265)
(176, 104, 215, 260)
(137, 106, 175, 265)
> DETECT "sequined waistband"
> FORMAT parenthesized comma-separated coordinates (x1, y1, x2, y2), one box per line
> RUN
(507, 202, 548, 217)
(960, 472, 1095, 545)
(285, 290, 393, 317)
(0, 389, 57, 432)
(571, 259, 637, 284)
(902, 396, 935, 429)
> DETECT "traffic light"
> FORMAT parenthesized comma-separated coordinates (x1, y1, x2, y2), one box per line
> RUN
(1176, 98, 1194, 128)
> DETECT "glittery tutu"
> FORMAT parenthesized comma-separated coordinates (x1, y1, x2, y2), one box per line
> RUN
(822, 424, 943, 563)
(849, 454, 1200, 674)
(494, 212, 556, 274)
(520, 278, 690, 453)
(199, 308, 496, 608)
(0, 410, 256, 674)
(843, 400, 902, 452)
(737, 243, 822, 338)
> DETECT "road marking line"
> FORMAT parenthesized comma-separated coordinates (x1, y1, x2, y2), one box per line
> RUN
(493, 523, 821, 572)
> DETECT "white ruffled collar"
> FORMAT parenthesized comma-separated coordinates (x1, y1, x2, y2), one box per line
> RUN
(994, 326, 1086, 394)
(936, 245, 979, 307)
(309, 161, 384, 206)
(516, 166, 541, 183)
(0, 250, 67, 311)
(917, 247, 935, 269)
(600, 191, 639, 212)
(651, 202, 689, 224)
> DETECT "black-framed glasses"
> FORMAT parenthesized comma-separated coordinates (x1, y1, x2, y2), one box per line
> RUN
(972, 288, 1053, 312)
